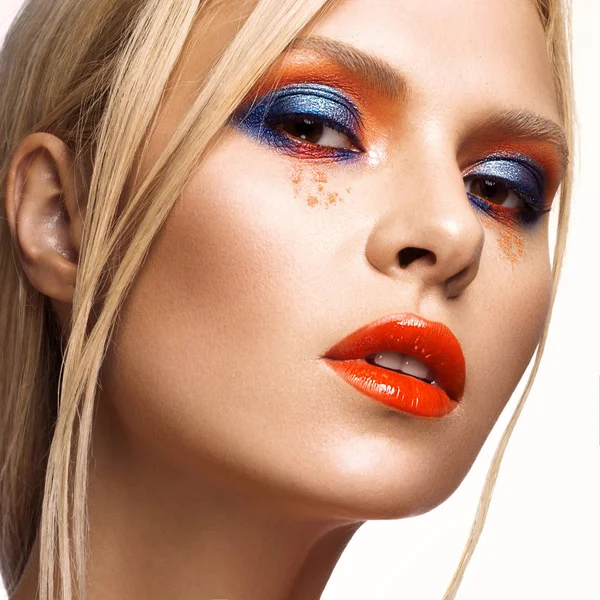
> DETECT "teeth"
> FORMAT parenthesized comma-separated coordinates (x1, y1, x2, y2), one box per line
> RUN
(368, 351, 435, 383)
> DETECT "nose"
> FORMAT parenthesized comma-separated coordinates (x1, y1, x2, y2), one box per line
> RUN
(364, 154, 485, 299)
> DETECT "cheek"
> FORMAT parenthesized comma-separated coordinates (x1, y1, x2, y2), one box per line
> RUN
(97, 140, 349, 485)
(97, 147, 294, 459)
(462, 232, 552, 431)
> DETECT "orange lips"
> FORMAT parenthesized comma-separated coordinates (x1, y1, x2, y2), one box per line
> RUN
(322, 313, 466, 418)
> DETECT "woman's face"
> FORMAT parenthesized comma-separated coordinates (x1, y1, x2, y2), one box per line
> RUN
(99, 0, 565, 519)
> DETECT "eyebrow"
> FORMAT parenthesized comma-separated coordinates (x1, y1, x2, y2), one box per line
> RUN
(288, 36, 409, 100)
(474, 109, 570, 174)
(286, 36, 569, 172)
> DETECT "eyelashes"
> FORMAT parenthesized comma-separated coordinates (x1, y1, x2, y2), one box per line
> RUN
(232, 83, 549, 225)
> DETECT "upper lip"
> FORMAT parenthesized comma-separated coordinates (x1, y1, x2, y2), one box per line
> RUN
(322, 312, 466, 402)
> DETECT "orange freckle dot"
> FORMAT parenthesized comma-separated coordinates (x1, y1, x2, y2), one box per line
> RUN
(291, 165, 303, 185)
(313, 169, 328, 183)
(318, 184, 324, 192)
(291, 166, 304, 199)
(327, 192, 340, 204)
(346, 187, 351, 194)
(307, 195, 318, 207)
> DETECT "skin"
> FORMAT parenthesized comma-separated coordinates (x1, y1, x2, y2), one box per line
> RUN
(5, 0, 566, 599)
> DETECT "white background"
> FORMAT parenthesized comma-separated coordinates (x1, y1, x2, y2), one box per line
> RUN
(1, 0, 598, 598)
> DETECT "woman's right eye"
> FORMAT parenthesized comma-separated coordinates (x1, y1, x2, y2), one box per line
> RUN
(232, 83, 365, 160)
(274, 115, 359, 151)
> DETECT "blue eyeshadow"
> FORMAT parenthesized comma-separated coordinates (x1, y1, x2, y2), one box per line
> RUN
(232, 83, 364, 160)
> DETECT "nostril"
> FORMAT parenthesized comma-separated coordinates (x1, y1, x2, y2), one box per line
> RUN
(398, 247, 433, 269)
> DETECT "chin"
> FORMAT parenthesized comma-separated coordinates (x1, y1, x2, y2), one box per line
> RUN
(252, 445, 473, 523)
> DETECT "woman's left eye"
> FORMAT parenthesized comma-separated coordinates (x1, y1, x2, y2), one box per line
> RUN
(232, 83, 365, 160)
(464, 177, 523, 209)
(463, 157, 548, 225)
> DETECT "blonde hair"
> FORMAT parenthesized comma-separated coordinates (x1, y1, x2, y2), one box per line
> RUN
(0, 0, 574, 599)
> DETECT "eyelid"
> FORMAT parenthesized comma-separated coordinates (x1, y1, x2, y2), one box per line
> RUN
(463, 153, 546, 183)
(263, 83, 362, 120)
(266, 86, 360, 132)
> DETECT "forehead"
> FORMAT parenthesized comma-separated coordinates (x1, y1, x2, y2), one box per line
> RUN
(306, 0, 558, 120)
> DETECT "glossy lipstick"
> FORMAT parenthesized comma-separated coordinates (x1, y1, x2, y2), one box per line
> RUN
(322, 313, 466, 418)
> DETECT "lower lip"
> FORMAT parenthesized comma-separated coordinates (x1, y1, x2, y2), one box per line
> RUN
(323, 358, 457, 418)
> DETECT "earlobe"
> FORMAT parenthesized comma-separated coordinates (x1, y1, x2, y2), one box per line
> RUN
(4, 133, 85, 305)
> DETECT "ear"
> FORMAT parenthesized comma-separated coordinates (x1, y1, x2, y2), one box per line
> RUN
(4, 133, 85, 312)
